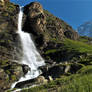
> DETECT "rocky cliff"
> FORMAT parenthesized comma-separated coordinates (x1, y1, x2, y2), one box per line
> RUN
(0, 1, 29, 91)
(0, 1, 92, 92)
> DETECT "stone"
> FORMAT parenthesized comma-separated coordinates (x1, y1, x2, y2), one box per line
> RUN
(22, 64, 30, 75)
(64, 65, 71, 73)
(48, 76, 53, 81)
(36, 76, 48, 84)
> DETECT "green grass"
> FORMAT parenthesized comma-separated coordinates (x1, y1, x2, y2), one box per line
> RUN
(21, 70, 92, 92)
(79, 36, 92, 43)
(60, 74, 92, 92)
(9, 38, 92, 92)
(21, 65, 92, 92)
(64, 39, 92, 53)
(78, 65, 92, 74)
(45, 38, 92, 54)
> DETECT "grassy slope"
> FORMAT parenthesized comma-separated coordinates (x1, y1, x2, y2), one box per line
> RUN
(21, 73, 92, 92)
(20, 38, 92, 92)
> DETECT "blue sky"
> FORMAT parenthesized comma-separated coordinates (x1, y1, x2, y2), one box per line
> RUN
(10, 0, 92, 30)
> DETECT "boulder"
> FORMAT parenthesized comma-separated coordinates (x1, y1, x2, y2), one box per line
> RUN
(22, 64, 30, 75)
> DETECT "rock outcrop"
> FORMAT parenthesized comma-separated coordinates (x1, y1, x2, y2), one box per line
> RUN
(23, 2, 79, 65)
(23, 2, 79, 46)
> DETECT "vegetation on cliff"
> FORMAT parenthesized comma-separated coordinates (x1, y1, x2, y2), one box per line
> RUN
(0, 1, 92, 92)
(20, 37, 92, 92)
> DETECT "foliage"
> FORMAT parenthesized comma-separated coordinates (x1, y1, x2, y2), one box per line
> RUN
(20, 38, 92, 92)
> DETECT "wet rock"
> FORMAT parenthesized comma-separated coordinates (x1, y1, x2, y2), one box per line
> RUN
(15, 76, 48, 88)
(22, 64, 30, 75)
(15, 78, 36, 88)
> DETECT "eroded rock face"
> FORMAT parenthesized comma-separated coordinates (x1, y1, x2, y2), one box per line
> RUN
(23, 2, 79, 58)
(23, 2, 79, 46)
(0, 1, 26, 91)
(64, 30, 79, 40)
(23, 2, 46, 34)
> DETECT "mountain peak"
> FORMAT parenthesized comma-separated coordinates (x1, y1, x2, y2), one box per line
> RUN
(78, 21, 92, 37)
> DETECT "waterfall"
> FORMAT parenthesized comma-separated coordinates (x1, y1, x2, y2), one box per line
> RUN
(11, 7, 45, 88)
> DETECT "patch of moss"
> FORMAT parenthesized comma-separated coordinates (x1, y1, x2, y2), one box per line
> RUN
(0, 59, 9, 67)
(45, 49, 61, 54)
(6, 70, 11, 75)
(11, 75, 16, 81)
(64, 39, 92, 54)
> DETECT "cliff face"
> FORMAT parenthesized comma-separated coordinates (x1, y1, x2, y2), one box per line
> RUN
(0, 1, 26, 91)
(23, 2, 79, 64)
(0, 1, 92, 92)
(23, 2, 79, 43)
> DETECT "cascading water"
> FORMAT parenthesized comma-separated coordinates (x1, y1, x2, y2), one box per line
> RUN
(11, 7, 45, 88)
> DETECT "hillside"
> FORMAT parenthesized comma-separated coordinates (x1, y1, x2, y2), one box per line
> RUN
(0, 1, 92, 92)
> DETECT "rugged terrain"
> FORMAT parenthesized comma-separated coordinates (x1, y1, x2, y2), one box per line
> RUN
(0, 1, 92, 92)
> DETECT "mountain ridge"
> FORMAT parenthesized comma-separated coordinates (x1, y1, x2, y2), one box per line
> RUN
(78, 21, 92, 37)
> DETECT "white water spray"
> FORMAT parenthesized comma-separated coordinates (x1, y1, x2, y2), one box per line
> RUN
(11, 7, 45, 88)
